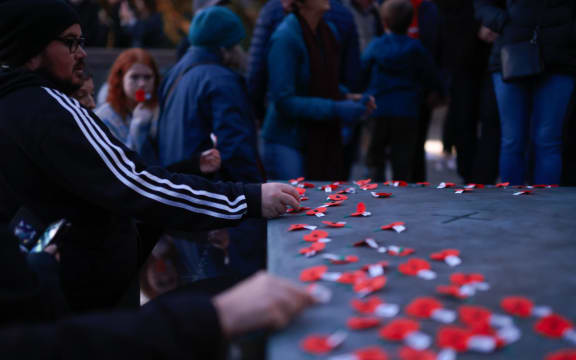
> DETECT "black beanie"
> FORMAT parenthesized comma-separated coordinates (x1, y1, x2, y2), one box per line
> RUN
(0, 0, 80, 68)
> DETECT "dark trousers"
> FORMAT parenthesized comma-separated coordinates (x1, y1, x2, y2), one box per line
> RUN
(562, 86, 576, 186)
(444, 70, 500, 183)
(366, 116, 419, 182)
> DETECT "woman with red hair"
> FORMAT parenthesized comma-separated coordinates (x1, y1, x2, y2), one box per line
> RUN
(95, 48, 160, 162)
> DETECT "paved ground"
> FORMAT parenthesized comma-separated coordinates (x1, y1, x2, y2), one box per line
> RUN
(267, 183, 576, 360)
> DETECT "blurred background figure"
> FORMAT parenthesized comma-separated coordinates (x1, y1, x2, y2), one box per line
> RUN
(262, 0, 373, 181)
(341, 0, 382, 52)
(118, 0, 172, 48)
(475, 0, 576, 185)
(363, 0, 443, 182)
(248, 0, 362, 182)
(95, 48, 160, 163)
(72, 70, 97, 110)
(436, 0, 500, 184)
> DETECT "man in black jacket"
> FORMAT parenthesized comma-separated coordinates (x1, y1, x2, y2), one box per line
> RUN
(0, 0, 300, 313)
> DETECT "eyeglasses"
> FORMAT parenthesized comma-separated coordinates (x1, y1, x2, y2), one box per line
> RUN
(55, 37, 86, 54)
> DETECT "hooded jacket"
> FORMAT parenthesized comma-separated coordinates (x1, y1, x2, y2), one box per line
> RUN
(0, 68, 261, 312)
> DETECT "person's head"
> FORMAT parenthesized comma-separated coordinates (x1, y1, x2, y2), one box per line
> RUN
(380, 0, 414, 35)
(288, 0, 331, 15)
(188, 6, 246, 70)
(106, 48, 159, 118)
(0, 0, 86, 94)
(72, 72, 96, 110)
(188, 6, 246, 51)
(134, 0, 157, 16)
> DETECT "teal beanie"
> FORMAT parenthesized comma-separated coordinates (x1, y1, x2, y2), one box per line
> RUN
(188, 6, 246, 48)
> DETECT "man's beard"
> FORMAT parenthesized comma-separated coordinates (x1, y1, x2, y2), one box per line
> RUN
(35, 61, 84, 95)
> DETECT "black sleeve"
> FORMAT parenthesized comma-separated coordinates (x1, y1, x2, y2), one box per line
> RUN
(36, 88, 261, 231)
(0, 290, 226, 360)
(0, 227, 68, 325)
(165, 154, 203, 175)
(474, 0, 509, 34)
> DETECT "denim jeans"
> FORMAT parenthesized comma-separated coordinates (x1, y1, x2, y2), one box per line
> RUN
(492, 73, 575, 185)
(263, 142, 305, 180)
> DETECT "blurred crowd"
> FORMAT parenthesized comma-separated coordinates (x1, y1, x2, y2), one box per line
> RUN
(70, 0, 576, 307)
(1, 0, 574, 358)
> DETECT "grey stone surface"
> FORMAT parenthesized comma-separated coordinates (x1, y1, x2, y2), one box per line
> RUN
(267, 183, 576, 360)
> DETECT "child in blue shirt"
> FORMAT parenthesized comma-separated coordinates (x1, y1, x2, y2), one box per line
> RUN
(362, 0, 442, 181)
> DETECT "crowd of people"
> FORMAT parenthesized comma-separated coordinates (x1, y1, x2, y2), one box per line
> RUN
(0, 0, 575, 358)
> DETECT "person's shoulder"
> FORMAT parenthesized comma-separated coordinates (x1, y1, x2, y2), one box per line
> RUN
(94, 102, 118, 119)
(271, 14, 301, 43)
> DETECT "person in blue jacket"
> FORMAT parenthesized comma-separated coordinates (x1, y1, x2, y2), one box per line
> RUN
(157, 7, 267, 282)
(362, 0, 443, 181)
(262, 0, 375, 181)
(158, 8, 262, 184)
(247, 0, 362, 120)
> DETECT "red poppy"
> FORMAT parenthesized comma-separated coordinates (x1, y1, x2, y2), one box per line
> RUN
(500, 296, 533, 317)
(355, 347, 389, 360)
(351, 296, 383, 314)
(303, 230, 329, 242)
(288, 224, 315, 231)
(306, 207, 327, 216)
(399, 347, 437, 360)
(300, 265, 328, 282)
(286, 206, 310, 214)
(451, 273, 484, 286)
(338, 270, 368, 284)
(295, 187, 306, 195)
(436, 326, 471, 352)
(355, 179, 372, 186)
(430, 249, 460, 261)
(381, 222, 406, 231)
(328, 194, 348, 201)
(458, 305, 492, 328)
(405, 297, 442, 318)
(326, 255, 359, 265)
(350, 202, 370, 216)
(322, 221, 346, 228)
(299, 242, 326, 256)
(300, 335, 333, 354)
(354, 276, 387, 294)
(361, 183, 379, 190)
(545, 349, 576, 360)
(398, 258, 430, 276)
(380, 318, 420, 341)
(290, 177, 305, 184)
(323, 201, 344, 207)
(300, 182, 315, 188)
(436, 285, 468, 299)
(347, 317, 381, 330)
(535, 314, 573, 338)
(496, 182, 510, 187)
(371, 192, 393, 198)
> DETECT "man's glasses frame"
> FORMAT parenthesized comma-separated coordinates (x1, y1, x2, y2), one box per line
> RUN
(55, 37, 86, 54)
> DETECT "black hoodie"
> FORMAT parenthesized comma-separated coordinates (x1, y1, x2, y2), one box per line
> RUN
(0, 68, 262, 312)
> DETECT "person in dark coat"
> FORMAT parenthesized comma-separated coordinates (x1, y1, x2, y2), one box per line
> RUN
(261, 0, 375, 181)
(247, 0, 362, 120)
(475, 0, 576, 185)
(158, 6, 268, 282)
(0, 0, 300, 313)
(436, 0, 500, 184)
